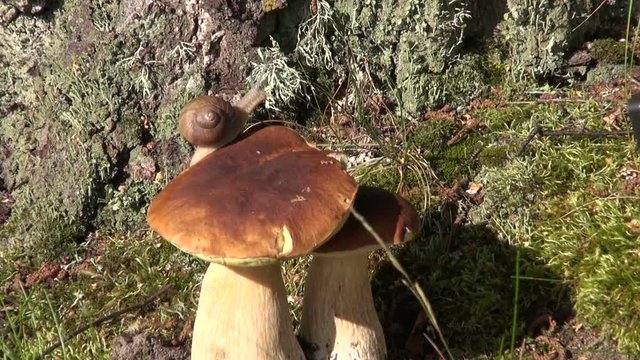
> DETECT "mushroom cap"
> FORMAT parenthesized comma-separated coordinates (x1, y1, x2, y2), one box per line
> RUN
(314, 186, 422, 254)
(147, 126, 358, 265)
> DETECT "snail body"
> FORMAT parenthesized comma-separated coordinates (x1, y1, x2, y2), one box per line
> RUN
(179, 88, 267, 166)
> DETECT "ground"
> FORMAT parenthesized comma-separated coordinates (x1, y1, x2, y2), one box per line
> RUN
(1, 1, 640, 360)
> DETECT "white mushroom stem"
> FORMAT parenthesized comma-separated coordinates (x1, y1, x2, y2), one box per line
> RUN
(191, 261, 305, 360)
(299, 252, 386, 360)
(190, 87, 267, 166)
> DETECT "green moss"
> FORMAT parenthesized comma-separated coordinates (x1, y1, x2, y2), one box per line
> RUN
(354, 159, 431, 211)
(355, 115, 476, 206)
(356, 164, 403, 193)
(478, 144, 516, 168)
(409, 119, 458, 155)
(372, 225, 564, 357)
(473, 105, 535, 134)
(405, 116, 487, 183)
(590, 38, 630, 65)
(586, 64, 627, 85)
(430, 133, 484, 183)
(0, 231, 202, 358)
(469, 159, 538, 243)
(536, 190, 640, 352)
(470, 101, 640, 352)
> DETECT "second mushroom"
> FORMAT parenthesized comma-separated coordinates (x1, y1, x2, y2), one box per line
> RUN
(299, 186, 422, 360)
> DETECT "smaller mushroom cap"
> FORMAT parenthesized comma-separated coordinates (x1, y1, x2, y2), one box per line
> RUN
(314, 186, 421, 254)
(147, 126, 358, 265)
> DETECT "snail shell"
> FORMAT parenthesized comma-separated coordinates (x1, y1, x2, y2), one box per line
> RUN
(178, 96, 236, 147)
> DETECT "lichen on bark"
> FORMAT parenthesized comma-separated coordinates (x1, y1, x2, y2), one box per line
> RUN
(299, 0, 633, 115)
(0, 0, 273, 259)
(330, 0, 475, 114)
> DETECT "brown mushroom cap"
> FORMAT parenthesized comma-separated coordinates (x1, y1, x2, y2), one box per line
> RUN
(314, 186, 422, 254)
(147, 126, 358, 265)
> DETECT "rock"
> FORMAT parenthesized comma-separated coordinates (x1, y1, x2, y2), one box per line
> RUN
(0, 4, 19, 24)
(110, 332, 189, 360)
(3, 0, 52, 15)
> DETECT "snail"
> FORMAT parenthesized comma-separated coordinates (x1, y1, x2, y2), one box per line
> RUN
(179, 87, 267, 166)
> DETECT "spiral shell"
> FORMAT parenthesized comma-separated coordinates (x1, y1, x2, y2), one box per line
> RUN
(178, 96, 236, 147)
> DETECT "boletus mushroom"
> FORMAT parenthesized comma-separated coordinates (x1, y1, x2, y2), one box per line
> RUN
(178, 87, 266, 166)
(298, 186, 422, 360)
(147, 126, 358, 359)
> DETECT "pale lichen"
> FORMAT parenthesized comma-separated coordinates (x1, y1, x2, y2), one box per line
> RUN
(0, 0, 201, 259)
(248, 37, 306, 111)
(332, 0, 473, 114)
(295, 0, 340, 71)
(497, 0, 598, 77)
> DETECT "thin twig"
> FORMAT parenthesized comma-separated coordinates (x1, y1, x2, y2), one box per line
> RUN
(516, 123, 542, 157)
(516, 124, 631, 157)
(572, 0, 610, 31)
(518, 337, 527, 360)
(244, 119, 305, 133)
(468, 147, 484, 163)
(541, 129, 631, 137)
(313, 142, 383, 148)
(37, 284, 172, 359)
(422, 333, 447, 360)
(508, 98, 588, 105)
(628, 75, 640, 86)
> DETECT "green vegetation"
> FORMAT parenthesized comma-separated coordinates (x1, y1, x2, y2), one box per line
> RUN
(2, 1, 640, 359)
(591, 38, 633, 65)
(338, 82, 638, 357)
(0, 232, 202, 359)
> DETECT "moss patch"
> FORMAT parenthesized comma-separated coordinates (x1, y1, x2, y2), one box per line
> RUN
(469, 95, 640, 353)
(353, 77, 639, 356)
(0, 231, 202, 359)
(372, 225, 565, 358)
(590, 38, 631, 65)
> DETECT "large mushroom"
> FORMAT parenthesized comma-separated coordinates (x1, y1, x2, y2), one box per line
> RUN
(147, 125, 358, 359)
(178, 87, 266, 165)
(298, 186, 422, 360)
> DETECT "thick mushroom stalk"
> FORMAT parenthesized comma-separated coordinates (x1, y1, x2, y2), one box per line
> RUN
(192, 262, 304, 359)
(180, 87, 267, 166)
(300, 252, 385, 360)
(298, 187, 421, 360)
